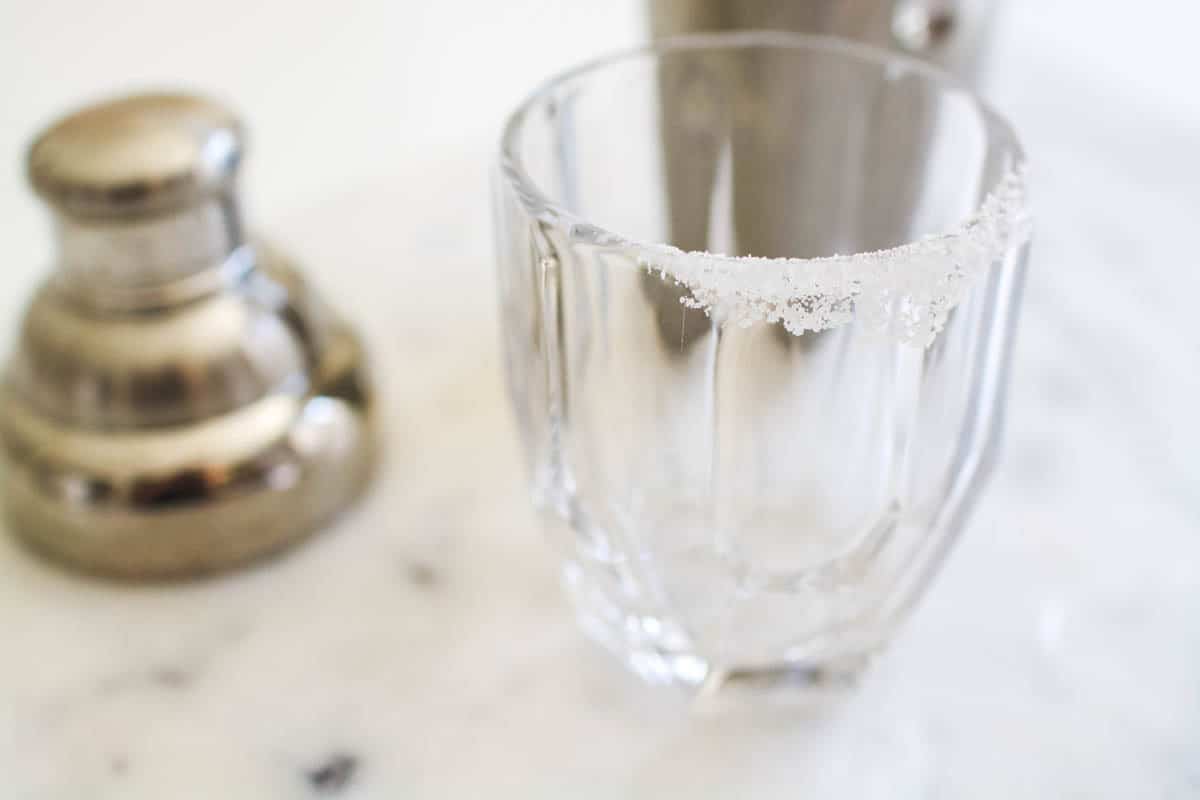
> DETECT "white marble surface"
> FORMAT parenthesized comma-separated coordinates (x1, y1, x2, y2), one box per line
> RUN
(1, 1, 1198, 797)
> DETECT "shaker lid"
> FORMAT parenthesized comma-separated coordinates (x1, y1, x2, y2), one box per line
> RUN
(27, 92, 243, 220)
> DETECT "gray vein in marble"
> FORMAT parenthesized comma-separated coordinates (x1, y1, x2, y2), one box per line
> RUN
(307, 753, 359, 795)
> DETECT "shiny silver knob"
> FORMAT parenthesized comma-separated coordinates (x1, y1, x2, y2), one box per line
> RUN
(28, 92, 242, 219)
(28, 93, 249, 312)
(0, 92, 376, 579)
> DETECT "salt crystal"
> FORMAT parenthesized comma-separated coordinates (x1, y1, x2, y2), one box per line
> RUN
(636, 166, 1031, 347)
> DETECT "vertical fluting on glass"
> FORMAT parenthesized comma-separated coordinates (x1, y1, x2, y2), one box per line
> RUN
(496, 35, 1027, 688)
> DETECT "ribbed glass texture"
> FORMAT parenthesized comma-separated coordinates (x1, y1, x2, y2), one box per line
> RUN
(494, 33, 1029, 688)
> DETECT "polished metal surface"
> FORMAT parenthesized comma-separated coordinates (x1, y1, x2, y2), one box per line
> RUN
(648, 0, 995, 75)
(0, 92, 375, 578)
(643, 0, 997, 349)
(28, 92, 242, 220)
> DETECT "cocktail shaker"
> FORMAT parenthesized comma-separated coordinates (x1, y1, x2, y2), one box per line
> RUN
(0, 93, 375, 578)
(648, 0, 996, 79)
(642, 0, 999, 346)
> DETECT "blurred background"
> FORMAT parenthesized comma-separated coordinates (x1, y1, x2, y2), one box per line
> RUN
(1, 0, 1198, 797)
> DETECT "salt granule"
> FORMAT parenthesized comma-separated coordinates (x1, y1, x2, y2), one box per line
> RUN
(636, 166, 1030, 347)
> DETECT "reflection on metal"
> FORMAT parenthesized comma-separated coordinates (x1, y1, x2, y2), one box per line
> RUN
(642, 0, 996, 352)
(0, 93, 375, 578)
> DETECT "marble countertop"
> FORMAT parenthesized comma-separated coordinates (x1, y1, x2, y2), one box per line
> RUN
(1, 1, 1198, 797)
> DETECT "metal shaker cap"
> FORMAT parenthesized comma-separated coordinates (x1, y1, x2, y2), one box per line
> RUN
(27, 93, 242, 220)
(0, 91, 375, 579)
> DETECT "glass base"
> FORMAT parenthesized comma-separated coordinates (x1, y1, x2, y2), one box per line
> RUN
(562, 561, 935, 795)
(562, 560, 873, 694)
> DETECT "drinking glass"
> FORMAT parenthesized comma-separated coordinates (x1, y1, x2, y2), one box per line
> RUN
(493, 32, 1030, 691)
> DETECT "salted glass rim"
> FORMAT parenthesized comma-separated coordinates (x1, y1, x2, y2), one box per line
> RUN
(498, 30, 1026, 266)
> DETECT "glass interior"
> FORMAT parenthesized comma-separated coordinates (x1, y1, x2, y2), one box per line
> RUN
(511, 33, 1011, 260)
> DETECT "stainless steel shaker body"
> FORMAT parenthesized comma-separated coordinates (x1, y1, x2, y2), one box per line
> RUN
(642, 0, 998, 347)
(0, 93, 375, 578)
(649, 0, 996, 80)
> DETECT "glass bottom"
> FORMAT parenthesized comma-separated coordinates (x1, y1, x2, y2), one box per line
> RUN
(565, 559, 934, 796)
(562, 559, 876, 693)
(561, 558, 939, 795)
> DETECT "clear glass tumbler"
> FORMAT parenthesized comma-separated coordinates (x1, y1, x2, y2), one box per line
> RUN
(493, 32, 1030, 691)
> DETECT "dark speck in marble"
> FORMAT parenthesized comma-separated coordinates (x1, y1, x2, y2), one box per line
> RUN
(149, 665, 194, 689)
(406, 561, 440, 589)
(308, 753, 358, 794)
(94, 663, 197, 698)
(110, 755, 129, 776)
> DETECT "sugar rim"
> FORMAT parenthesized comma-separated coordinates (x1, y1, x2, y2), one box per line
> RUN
(499, 31, 1030, 345)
